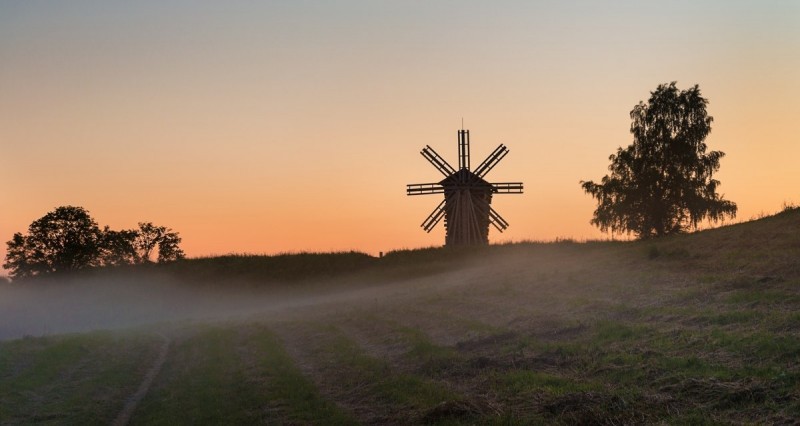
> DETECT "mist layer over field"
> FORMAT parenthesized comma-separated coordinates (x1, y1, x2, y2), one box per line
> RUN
(0, 251, 492, 340)
(0, 273, 406, 341)
(0, 276, 275, 340)
(1, 208, 797, 343)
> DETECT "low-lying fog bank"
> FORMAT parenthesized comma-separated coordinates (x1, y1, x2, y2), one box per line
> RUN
(0, 249, 506, 341)
(0, 276, 254, 340)
(0, 239, 650, 342)
(0, 272, 434, 341)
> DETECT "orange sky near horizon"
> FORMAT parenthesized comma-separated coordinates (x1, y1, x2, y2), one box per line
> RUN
(1, 2, 799, 275)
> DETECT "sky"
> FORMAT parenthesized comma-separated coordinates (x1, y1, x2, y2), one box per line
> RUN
(1, 1, 798, 272)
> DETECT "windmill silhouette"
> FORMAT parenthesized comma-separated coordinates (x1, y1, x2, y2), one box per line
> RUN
(407, 129, 523, 246)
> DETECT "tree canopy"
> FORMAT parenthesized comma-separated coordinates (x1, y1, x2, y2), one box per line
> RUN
(4, 206, 184, 280)
(581, 82, 737, 239)
(4, 206, 102, 277)
(134, 222, 185, 263)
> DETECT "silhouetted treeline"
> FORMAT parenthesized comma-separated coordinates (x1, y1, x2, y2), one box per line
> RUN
(4, 206, 184, 280)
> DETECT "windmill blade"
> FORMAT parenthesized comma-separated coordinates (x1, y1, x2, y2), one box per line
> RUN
(422, 199, 446, 232)
(491, 182, 524, 194)
(473, 144, 509, 178)
(407, 183, 445, 195)
(489, 206, 510, 232)
(421, 145, 456, 177)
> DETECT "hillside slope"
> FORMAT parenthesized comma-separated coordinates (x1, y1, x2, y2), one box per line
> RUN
(1, 209, 799, 424)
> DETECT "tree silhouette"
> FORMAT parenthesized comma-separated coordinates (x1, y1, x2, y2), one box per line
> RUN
(4, 233, 32, 278)
(99, 227, 139, 266)
(581, 82, 737, 238)
(4, 206, 185, 279)
(3, 206, 103, 278)
(134, 222, 184, 263)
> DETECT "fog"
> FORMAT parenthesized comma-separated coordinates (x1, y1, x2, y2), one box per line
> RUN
(0, 273, 435, 341)
(0, 248, 566, 341)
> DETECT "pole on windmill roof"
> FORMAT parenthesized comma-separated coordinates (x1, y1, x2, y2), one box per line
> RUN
(458, 129, 470, 170)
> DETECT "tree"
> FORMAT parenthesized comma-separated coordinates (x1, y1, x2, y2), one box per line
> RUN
(581, 82, 737, 239)
(134, 222, 185, 263)
(3, 206, 103, 278)
(4, 206, 186, 279)
(155, 230, 185, 263)
(99, 226, 139, 266)
(4, 233, 32, 278)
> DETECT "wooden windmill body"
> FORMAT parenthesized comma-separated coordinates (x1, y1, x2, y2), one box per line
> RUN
(407, 129, 523, 246)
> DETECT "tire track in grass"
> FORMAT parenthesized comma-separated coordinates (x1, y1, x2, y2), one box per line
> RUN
(111, 332, 170, 426)
(127, 325, 263, 424)
(127, 323, 353, 424)
(274, 321, 469, 424)
(336, 312, 515, 421)
(0, 331, 164, 425)
(238, 324, 355, 424)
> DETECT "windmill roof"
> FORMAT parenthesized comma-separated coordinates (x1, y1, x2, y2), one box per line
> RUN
(439, 169, 492, 187)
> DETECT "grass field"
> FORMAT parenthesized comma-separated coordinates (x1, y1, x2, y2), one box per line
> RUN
(1, 209, 799, 424)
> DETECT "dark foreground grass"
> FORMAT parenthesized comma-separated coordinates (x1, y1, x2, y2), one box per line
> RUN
(130, 325, 264, 425)
(0, 331, 161, 425)
(129, 324, 353, 425)
(246, 325, 355, 424)
(279, 322, 465, 423)
(449, 316, 800, 424)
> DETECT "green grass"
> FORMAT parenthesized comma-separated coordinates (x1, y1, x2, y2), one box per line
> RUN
(464, 310, 800, 421)
(131, 326, 264, 425)
(391, 323, 461, 374)
(130, 324, 354, 425)
(706, 309, 765, 325)
(495, 370, 599, 397)
(247, 325, 355, 424)
(593, 320, 651, 342)
(0, 331, 161, 425)
(726, 289, 794, 304)
(318, 325, 460, 410)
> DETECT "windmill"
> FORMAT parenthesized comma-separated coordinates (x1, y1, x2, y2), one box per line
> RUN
(407, 129, 523, 246)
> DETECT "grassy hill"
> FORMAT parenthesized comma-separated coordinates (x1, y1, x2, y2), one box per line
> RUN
(1, 208, 799, 424)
